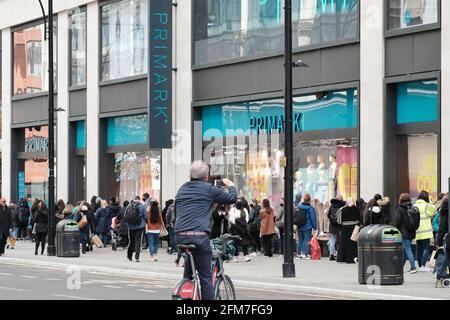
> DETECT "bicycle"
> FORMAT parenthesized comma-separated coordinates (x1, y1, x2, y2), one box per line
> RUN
(172, 233, 240, 300)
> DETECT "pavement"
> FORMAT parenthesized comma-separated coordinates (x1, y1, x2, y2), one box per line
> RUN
(0, 241, 447, 300)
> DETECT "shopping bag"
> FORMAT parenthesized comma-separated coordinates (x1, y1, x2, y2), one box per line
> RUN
(429, 250, 437, 269)
(160, 224, 169, 238)
(90, 234, 103, 248)
(309, 235, 321, 260)
(350, 225, 361, 242)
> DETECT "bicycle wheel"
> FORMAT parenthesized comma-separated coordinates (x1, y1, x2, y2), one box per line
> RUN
(214, 275, 236, 300)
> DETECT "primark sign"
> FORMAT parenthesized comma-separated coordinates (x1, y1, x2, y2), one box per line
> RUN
(148, 0, 172, 149)
(25, 137, 48, 153)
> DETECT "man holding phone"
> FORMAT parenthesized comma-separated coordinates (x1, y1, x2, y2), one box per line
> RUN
(175, 160, 237, 300)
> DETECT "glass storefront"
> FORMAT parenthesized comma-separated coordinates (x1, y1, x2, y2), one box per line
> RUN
(112, 151, 161, 203)
(13, 22, 57, 96)
(407, 134, 437, 203)
(101, 0, 148, 81)
(19, 127, 49, 203)
(388, 0, 439, 31)
(194, 0, 358, 65)
(69, 8, 87, 86)
(105, 115, 161, 203)
(202, 88, 358, 207)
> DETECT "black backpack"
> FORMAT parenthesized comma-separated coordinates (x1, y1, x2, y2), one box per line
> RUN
(125, 202, 141, 225)
(405, 205, 420, 232)
(293, 207, 308, 226)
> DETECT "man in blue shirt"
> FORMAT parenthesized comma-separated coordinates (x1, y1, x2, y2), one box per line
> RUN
(175, 161, 237, 300)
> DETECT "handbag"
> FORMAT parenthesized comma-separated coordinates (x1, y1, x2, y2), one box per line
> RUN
(160, 224, 169, 238)
(350, 225, 361, 242)
(78, 214, 88, 230)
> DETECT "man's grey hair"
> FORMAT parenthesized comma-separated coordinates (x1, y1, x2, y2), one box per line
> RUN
(190, 160, 209, 179)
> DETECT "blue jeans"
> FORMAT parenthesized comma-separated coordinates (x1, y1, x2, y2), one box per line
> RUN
(175, 234, 214, 300)
(402, 239, 416, 270)
(147, 232, 160, 256)
(168, 226, 176, 250)
(99, 232, 108, 247)
(416, 239, 431, 268)
(328, 233, 337, 257)
(297, 229, 312, 256)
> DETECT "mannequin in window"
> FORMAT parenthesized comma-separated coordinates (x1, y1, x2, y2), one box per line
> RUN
(403, 0, 425, 27)
(328, 155, 337, 199)
(305, 154, 317, 195)
(317, 154, 327, 183)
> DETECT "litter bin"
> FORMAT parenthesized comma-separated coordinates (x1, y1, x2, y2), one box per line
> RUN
(358, 225, 403, 285)
(56, 220, 80, 257)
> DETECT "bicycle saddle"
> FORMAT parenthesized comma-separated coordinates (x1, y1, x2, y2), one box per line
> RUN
(178, 244, 197, 251)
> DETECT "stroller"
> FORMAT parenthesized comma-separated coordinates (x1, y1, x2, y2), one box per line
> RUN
(111, 217, 129, 251)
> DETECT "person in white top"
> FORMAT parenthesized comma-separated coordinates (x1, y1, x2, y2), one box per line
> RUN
(228, 200, 249, 225)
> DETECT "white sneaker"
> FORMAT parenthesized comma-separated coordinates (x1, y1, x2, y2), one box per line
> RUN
(154, 256, 158, 261)
(422, 267, 431, 272)
(150, 256, 155, 262)
(244, 256, 251, 262)
(305, 255, 311, 260)
(249, 252, 257, 257)
(419, 267, 426, 272)
(233, 257, 239, 263)
(300, 254, 306, 259)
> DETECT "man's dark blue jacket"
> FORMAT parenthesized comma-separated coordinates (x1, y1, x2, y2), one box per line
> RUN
(175, 179, 238, 234)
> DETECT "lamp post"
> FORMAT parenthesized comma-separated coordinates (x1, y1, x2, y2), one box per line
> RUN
(38, 0, 56, 256)
(282, 0, 308, 278)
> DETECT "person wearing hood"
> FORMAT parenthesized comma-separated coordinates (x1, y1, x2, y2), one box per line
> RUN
(395, 193, 418, 274)
(327, 195, 346, 261)
(374, 194, 392, 225)
(17, 199, 30, 240)
(33, 200, 48, 255)
(296, 194, 317, 260)
(337, 199, 359, 263)
(414, 190, 435, 272)
(363, 197, 385, 226)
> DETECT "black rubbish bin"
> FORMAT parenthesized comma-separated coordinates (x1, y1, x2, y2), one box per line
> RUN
(358, 225, 403, 285)
(56, 220, 80, 257)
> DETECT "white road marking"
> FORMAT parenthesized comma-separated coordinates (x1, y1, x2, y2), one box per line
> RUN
(52, 294, 93, 300)
(21, 275, 36, 279)
(104, 285, 121, 289)
(138, 289, 157, 293)
(235, 286, 355, 300)
(126, 284, 136, 287)
(0, 273, 13, 276)
(0, 286, 29, 292)
(45, 278, 62, 281)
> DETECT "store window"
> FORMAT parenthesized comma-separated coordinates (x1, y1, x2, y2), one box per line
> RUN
(19, 127, 49, 203)
(76, 121, 86, 149)
(69, 8, 87, 86)
(13, 22, 57, 96)
(113, 151, 161, 203)
(388, 0, 439, 31)
(407, 134, 437, 202)
(101, 0, 148, 81)
(202, 89, 358, 207)
(194, 0, 358, 65)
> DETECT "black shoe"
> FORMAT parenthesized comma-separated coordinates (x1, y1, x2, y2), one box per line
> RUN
(329, 255, 336, 261)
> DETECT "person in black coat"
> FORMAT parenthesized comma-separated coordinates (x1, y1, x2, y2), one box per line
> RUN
(210, 204, 229, 239)
(17, 199, 30, 240)
(395, 193, 418, 273)
(327, 197, 346, 261)
(33, 200, 48, 255)
(0, 198, 12, 256)
(75, 205, 91, 254)
(230, 209, 251, 262)
(337, 199, 359, 264)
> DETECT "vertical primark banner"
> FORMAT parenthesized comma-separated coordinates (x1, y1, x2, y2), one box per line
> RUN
(148, 0, 172, 149)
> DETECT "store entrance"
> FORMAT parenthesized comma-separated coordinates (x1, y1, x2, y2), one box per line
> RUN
(74, 156, 86, 203)
(396, 134, 438, 203)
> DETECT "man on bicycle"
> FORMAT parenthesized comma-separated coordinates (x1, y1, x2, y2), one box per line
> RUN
(175, 160, 237, 300)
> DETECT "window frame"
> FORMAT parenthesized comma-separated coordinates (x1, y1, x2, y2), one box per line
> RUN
(191, 0, 361, 69)
(10, 17, 58, 99)
(384, 0, 441, 38)
(68, 6, 87, 88)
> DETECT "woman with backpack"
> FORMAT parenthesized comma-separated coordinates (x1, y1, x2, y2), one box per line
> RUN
(259, 199, 275, 257)
(229, 202, 251, 262)
(296, 194, 317, 260)
(33, 200, 48, 255)
(336, 199, 359, 264)
(395, 193, 418, 274)
(414, 190, 436, 272)
(17, 199, 30, 240)
(95, 200, 110, 248)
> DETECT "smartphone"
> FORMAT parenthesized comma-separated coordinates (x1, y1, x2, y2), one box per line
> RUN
(214, 179, 224, 188)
